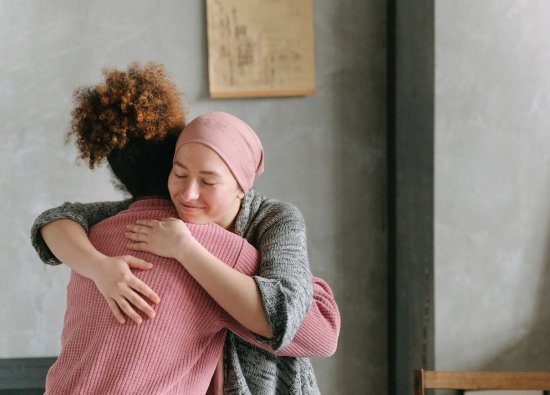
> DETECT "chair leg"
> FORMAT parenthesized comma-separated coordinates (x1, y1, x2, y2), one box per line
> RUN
(414, 369, 425, 395)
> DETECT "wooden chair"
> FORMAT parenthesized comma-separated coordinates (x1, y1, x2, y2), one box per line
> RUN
(415, 369, 550, 395)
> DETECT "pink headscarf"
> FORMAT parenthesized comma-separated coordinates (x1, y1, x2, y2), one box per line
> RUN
(175, 112, 264, 192)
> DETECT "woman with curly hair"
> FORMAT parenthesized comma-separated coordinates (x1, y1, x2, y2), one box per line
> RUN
(32, 62, 340, 394)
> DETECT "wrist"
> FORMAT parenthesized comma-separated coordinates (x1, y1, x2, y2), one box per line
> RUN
(80, 250, 110, 280)
(174, 235, 200, 267)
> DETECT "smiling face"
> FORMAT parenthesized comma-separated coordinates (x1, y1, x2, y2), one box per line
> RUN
(167, 142, 245, 230)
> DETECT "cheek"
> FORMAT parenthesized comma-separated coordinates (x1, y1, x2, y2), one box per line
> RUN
(167, 175, 177, 196)
(211, 189, 237, 209)
(168, 177, 177, 197)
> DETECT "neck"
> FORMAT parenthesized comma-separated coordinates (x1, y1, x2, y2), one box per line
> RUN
(218, 198, 243, 232)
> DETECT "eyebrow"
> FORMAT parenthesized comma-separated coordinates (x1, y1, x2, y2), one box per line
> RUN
(173, 161, 222, 177)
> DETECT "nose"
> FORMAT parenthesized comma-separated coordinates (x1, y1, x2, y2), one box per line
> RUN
(181, 178, 200, 201)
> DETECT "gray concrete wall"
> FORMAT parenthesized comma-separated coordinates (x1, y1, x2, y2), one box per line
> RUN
(436, 0, 550, 371)
(0, 0, 387, 393)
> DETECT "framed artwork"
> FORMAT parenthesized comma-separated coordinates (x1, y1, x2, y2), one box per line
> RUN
(206, 0, 315, 98)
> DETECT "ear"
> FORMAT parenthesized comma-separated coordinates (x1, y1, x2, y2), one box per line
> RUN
(237, 188, 245, 199)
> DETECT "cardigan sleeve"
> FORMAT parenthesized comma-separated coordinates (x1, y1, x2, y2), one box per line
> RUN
(275, 276, 340, 357)
(30, 199, 132, 265)
(223, 276, 340, 357)
(250, 201, 314, 350)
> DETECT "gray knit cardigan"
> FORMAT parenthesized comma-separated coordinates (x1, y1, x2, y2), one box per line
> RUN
(31, 189, 320, 394)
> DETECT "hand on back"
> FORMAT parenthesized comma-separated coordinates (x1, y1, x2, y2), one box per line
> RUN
(89, 255, 160, 324)
(125, 218, 193, 261)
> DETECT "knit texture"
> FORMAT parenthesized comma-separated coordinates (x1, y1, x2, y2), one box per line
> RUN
(226, 190, 320, 394)
(45, 199, 258, 394)
(32, 190, 341, 394)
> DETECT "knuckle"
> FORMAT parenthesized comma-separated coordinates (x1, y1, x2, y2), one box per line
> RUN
(122, 304, 134, 315)
(121, 273, 133, 282)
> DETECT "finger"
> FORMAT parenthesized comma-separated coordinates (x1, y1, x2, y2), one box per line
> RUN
(125, 224, 153, 234)
(123, 255, 153, 271)
(116, 298, 143, 325)
(129, 276, 161, 305)
(127, 242, 149, 252)
(125, 289, 157, 320)
(107, 298, 126, 324)
(125, 231, 149, 242)
(134, 219, 158, 227)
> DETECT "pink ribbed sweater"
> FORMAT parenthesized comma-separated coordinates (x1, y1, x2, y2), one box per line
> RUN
(46, 200, 259, 394)
(46, 199, 340, 394)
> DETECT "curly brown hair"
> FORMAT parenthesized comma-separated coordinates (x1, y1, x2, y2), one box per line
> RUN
(67, 61, 186, 169)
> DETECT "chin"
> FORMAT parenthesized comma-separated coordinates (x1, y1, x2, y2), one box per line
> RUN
(179, 213, 208, 225)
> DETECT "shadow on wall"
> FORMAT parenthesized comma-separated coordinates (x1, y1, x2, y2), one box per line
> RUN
(433, 223, 550, 395)
(481, 220, 550, 372)
(328, 1, 387, 394)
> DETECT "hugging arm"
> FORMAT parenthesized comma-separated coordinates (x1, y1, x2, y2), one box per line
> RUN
(274, 276, 340, 357)
(31, 200, 131, 265)
(127, 202, 317, 347)
(223, 276, 340, 357)
(129, 218, 340, 357)
(29, 200, 161, 324)
(127, 218, 274, 338)
(245, 202, 315, 350)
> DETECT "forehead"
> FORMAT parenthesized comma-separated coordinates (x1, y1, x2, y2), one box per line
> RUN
(174, 142, 233, 176)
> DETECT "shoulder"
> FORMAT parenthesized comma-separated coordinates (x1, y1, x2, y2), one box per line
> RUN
(237, 189, 306, 242)
(92, 199, 173, 229)
(247, 189, 304, 224)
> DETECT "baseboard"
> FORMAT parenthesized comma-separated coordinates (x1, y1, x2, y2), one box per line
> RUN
(0, 357, 56, 391)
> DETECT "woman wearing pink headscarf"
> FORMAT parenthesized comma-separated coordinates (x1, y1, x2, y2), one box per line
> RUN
(33, 111, 339, 394)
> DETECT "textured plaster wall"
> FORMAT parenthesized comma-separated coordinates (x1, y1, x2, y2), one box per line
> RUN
(436, 0, 550, 371)
(0, 0, 386, 393)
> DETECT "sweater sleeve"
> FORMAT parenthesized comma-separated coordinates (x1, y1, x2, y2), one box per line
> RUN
(251, 202, 314, 350)
(209, 222, 340, 357)
(30, 199, 132, 265)
(275, 276, 340, 357)
(223, 276, 340, 357)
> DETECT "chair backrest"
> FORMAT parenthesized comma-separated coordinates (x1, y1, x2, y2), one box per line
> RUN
(415, 369, 550, 395)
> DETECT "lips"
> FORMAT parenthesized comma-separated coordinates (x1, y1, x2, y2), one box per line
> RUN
(178, 202, 204, 212)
